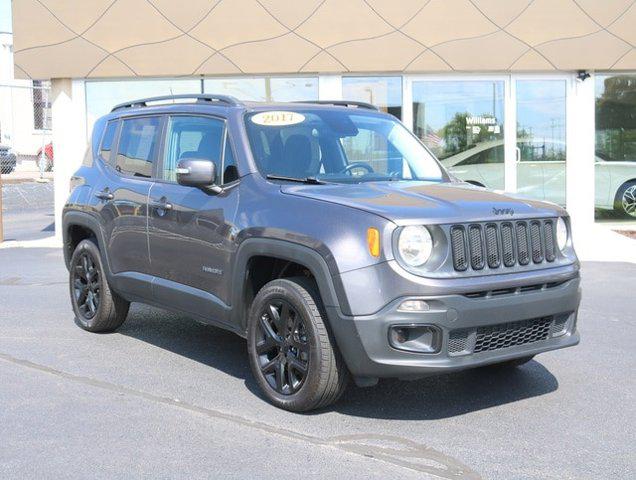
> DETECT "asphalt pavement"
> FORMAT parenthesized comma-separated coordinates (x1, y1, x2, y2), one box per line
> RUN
(0, 181, 54, 241)
(0, 245, 634, 479)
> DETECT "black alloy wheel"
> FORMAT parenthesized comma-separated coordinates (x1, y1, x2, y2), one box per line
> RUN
(72, 250, 101, 319)
(69, 239, 129, 332)
(247, 277, 349, 411)
(255, 299, 309, 395)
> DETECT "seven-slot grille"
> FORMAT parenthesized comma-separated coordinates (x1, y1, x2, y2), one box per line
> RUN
(450, 219, 557, 272)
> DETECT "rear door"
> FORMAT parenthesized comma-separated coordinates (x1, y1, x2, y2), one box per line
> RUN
(147, 114, 240, 316)
(96, 115, 163, 278)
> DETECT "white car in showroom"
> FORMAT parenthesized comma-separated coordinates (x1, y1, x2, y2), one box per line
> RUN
(440, 139, 636, 217)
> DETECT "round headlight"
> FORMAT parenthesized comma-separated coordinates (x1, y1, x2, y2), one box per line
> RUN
(556, 217, 568, 251)
(397, 226, 433, 267)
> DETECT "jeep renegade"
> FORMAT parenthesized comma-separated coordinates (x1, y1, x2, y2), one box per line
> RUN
(63, 94, 581, 411)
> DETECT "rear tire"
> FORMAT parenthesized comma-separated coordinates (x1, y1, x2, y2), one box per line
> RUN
(247, 277, 349, 412)
(69, 239, 129, 332)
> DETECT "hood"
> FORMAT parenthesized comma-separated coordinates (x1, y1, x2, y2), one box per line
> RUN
(281, 181, 566, 225)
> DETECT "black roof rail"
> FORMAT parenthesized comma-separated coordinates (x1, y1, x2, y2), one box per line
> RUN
(295, 100, 379, 111)
(111, 94, 242, 112)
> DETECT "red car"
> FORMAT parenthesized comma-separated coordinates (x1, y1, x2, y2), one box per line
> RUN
(36, 142, 54, 172)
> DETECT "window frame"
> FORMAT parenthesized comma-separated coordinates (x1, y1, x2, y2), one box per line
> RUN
(108, 114, 166, 181)
(156, 113, 240, 187)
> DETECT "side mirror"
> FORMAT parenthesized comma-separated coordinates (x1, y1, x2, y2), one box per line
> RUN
(176, 158, 217, 188)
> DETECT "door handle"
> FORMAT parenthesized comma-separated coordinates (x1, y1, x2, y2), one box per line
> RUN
(95, 189, 114, 201)
(515, 147, 521, 163)
(150, 199, 173, 211)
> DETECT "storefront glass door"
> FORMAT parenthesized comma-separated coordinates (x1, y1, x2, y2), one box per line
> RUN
(410, 78, 506, 191)
(405, 75, 572, 207)
(515, 78, 568, 206)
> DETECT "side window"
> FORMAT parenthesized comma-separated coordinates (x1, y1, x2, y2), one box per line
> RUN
(99, 120, 118, 163)
(115, 117, 161, 178)
(163, 116, 224, 183)
(223, 136, 239, 183)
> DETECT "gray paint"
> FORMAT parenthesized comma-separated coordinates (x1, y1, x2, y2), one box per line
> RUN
(63, 99, 581, 380)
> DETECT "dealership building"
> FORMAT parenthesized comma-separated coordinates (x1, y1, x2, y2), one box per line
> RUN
(9, 0, 636, 242)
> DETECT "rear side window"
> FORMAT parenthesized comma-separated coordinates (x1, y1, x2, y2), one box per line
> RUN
(99, 120, 118, 162)
(115, 117, 161, 178)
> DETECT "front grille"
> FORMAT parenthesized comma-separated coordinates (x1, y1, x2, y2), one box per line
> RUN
(474, 317, 552, 353)
(450, 219, 557, 272)
(451, 226, 468, 271)
(447, 315, 569, 356)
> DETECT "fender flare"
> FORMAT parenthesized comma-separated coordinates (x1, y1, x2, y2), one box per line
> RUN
(61, 210, 112, 276)
(230, 238, 349, 333)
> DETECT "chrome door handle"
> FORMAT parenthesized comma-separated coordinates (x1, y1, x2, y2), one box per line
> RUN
(95, 189, 114, 200)
(150, 199, 173, 211)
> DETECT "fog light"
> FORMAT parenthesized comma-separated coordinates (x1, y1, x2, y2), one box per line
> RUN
(397, 299, 430, 312)
(388, 325, 440, 353)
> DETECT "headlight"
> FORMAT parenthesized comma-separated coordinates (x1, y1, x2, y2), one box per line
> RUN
(556, 217, 568, 251)
(397, 226, 433, 267)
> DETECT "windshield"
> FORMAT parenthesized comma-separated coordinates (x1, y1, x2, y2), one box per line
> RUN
(244, 109, 446, 183)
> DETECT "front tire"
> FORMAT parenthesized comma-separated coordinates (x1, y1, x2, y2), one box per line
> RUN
(69, 239, 129, 332)
(247, 277, 349, 412)
(615, 180, 636, 218)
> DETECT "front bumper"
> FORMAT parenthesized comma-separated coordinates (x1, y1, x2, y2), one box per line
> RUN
(326, 274, 581, 380)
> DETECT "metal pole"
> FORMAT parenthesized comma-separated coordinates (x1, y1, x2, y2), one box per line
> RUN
(38, 86, 47, 181)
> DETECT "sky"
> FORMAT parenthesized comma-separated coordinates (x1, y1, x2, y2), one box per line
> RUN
(0, 0, 11, 33)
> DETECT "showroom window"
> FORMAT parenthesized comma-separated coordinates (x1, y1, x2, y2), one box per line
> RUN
(516, 79, 567, 206)
(203, 77, 318, 102)
(85, 78, 200, 137)
(595, 74, 636, 223)
(412, 80, 505, 190)
(342, 76, 402, 119)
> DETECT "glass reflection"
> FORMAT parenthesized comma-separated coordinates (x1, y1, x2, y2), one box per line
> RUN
(203, 77, 318, 102)
(412, 80, 505, 190)
(342, 76, 402, 118)
(595, 74, 636, 223)
(516, 80, 567, 206)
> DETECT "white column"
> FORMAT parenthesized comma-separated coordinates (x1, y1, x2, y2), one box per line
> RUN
(566, 74, 595, 241)
(52, 78, 86, 241)
(318, 75, 342, 100)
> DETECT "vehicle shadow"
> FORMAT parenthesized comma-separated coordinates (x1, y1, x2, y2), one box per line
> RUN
(119, 304, 559, 420)
(118, 304, 253, 384)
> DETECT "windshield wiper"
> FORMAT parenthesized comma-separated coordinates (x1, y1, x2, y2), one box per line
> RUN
(266, 174, 327, 185)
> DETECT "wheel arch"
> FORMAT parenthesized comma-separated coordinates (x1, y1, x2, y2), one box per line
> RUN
(62, 211, 110, 273)
(231, 238, 349, 334)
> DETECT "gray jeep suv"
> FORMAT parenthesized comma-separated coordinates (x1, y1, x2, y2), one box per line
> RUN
(63, 94, 581, 411)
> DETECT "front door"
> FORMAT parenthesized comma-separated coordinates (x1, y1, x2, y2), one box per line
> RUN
(147, 114, 240, 318)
